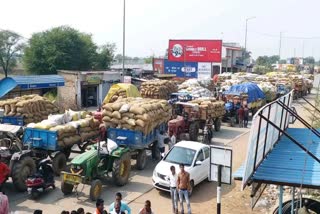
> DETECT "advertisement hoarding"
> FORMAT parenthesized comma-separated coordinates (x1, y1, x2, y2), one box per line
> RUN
(164, 60, 198, 78)
(168, 40, 222, 63)
(153, 58, 164, 74)
(197, 62, 212, 79)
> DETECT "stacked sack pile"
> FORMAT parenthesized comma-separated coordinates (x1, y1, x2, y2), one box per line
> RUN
(186, 98, 226, 120)
(178, 79, 213, 98)
(140, 80, 177, 99)
(0, 95, 59, 124)
(27, 110, 100, 148)
(109, 88, 127, 103)
(102, 97, 172, 135)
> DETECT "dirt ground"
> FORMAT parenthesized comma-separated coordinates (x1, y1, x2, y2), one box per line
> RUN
(128, 89, 318, 214)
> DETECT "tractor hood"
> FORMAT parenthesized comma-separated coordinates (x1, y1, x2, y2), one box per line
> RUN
(71, 148, 98, 165)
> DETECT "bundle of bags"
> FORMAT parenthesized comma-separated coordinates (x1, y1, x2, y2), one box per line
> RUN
(258, 82, 277, 102)
(27, 110, 100, 148)
(179, 86, 213, 98)
(186, 98, 226, 120)
(102, 97, 172, 135)
(0, 95, 59, 124)
(140, 80, 177, 99)
(109, 88, 127, 103)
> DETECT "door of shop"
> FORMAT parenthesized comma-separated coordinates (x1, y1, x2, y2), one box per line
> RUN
(81, 85, 98, 108)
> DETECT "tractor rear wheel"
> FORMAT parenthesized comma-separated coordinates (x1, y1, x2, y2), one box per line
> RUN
(52, 152, 67, 175)
(89, 179, 102, 201)
(136, 149, 147, 170)
(112, 152, 131, 186)
(61, 181, 74, 195)
(189, 122, 199, 141)
(12, 156, 36, 192)
(214, 118, 221, 132)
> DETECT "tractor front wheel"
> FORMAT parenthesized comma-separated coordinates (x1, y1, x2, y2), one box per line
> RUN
(89, 179, 102, 201)
(52, 152, 67, 175)
(61, 181, 74, 195)
(214, 118, 221, 132)
(112, 152, 131, 186)
(136, 150, 147, 170)
(189, 122, 199, 141)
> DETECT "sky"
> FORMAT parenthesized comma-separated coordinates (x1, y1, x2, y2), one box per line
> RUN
(1, 0, 319, 59)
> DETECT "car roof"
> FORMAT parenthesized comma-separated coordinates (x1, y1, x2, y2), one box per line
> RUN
(174, 141, 209, 150)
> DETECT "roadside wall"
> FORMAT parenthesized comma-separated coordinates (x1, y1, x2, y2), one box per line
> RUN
(57, 71, 79, 110)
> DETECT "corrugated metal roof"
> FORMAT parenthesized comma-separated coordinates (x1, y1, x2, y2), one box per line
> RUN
(11, 75, 65, 89)
(252, 128, 320, 188)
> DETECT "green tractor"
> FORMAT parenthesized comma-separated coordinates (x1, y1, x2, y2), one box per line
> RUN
(60, 140, 131, 201)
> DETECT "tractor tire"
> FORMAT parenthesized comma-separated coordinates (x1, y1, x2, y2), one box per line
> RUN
(189, 122, 199, 141)
(152, 142, 160, 161)
(12, 156, 36, 192)
(112, 152, 131, 186)
(61, 181, 74, 195)
(52, 152, 67, 175)
(89, 179, 102, 201)
(136, 150, 147, 170)
(214, 118, 221, 132)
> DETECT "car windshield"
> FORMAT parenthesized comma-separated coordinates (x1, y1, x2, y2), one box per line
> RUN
(164, 146, 196, 166)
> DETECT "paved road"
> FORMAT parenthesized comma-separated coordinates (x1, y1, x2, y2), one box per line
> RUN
(5, 124, 249, 213)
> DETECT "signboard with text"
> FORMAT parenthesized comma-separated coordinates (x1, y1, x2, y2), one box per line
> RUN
(197, 62, 212, 79)
(164, 60, 198, 78)
(153, 58, 164, 73)
(168, 40, 222, 63)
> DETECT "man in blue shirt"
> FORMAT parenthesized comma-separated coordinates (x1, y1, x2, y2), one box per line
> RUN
(109, 192, 131, 214)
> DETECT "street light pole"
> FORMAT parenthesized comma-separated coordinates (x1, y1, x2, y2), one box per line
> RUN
(122, 0, 126, 81)
(244, 16, 256, 53)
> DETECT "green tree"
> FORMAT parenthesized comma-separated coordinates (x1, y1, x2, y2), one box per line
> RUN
(304, 56, 315, 65)
(23, 26, 97, 74)
(93, 43, 116, 70)
(256, 55, 280, 68)
(144, 56, 153, 64)
(0, 30, 25, 77)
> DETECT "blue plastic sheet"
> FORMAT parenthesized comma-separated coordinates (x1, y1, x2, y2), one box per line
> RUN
(0, 77, 17, 98)
(223, 82, 265, 103)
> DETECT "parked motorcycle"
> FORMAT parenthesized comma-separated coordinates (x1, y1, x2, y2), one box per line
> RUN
(26, 159, 55, 199)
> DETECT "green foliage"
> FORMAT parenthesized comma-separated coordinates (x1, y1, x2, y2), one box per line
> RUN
(93, 43, 116, 70)
(43, 89, 57, 102)
(144, 56, 153, 64)
(23, 26, 98, 74)
(0, 30, 25, 77)
(304, 56, 315, 65)
(256, 55, 280, 67)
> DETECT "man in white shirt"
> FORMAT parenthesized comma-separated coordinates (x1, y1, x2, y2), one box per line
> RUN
(169, 131, 176, 150)
(166, 165, 178, 214)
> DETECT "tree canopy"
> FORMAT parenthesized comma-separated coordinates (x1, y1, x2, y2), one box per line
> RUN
(256, 55, 280, 67)
(0, 30, 25, 77)
(23, 26, 115, 74)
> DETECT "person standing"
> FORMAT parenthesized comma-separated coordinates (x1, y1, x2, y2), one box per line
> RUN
(109, 192, 131, 214)
(237, 105, 244, 128)
(138, 200, 154, 214)
(244, 105, 249, 128)
(110, 201, 122, 214)
(156, 130, 166, 157)
(168, 131, 176, 150)
(166, 166, 178, 214)
(94, 199, 107, 214)
(177, 164, 191, 214)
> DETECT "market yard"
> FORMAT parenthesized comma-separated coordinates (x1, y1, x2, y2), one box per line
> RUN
(0, 4, 319, 213)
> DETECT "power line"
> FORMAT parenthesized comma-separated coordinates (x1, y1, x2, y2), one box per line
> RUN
(249, 31, 320, 40)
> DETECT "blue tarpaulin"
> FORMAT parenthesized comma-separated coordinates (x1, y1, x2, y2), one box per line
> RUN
(0, 77, 18, 98)
(223, 82, 265, 103)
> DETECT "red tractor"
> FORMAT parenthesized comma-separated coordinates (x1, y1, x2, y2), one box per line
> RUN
(168, 102, 221, 141)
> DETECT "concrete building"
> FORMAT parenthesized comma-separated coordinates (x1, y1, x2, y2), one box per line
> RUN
(222, 43, 244, 73)
(57, 70, 121, 110)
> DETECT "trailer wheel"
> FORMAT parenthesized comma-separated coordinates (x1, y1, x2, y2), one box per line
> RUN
(136, 149, 147, 170)
(52, 152, 67, 175)
(189, 122, 199, 141)
(61, 180, 74, 195)
(112, 152, 131, 186)
(89, 179, 102, 201)
(12, 156, 36, 192)
(214, 118, 221, 132)
(152, 142, 160, 160)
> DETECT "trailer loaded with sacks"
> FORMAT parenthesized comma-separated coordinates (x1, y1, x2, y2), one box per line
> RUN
(0, 95, 59, 126)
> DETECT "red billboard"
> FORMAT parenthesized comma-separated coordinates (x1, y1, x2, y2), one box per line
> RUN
(168, 40, 222, 63)
(153, 58, 164, 73)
